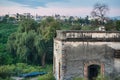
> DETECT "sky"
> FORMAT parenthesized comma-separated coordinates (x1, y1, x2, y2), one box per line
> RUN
(0, 0, 120, 17)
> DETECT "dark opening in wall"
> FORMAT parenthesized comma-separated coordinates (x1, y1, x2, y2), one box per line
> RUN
(88, 64, 100, 80)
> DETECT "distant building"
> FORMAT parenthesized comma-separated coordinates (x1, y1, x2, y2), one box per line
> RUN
(9, 14, 16, 19)
(0, 16, 4, 21)
(34, 14, 42, 22)
(99, 26, 105, 31)
(23, 13, 31, 19)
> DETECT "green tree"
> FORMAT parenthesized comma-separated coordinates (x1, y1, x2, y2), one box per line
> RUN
(7, 18, 39, 64)
(2, 15, 9, 23)
(105, 20, 116, 31)
(115, 20, 120, 31)
(7, 17, 61, 66)
(9, 17, 16, 23)
(38, 17, 61, 67)
(0, 22, 17, 65)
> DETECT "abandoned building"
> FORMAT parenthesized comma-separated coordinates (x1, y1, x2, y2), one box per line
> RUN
(54, 30, 120, 80)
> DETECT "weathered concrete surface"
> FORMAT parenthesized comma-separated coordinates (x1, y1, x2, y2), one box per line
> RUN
(54, 30, 120, 80)
(63, 42, 114, 80)
(54, 40, 63, 80)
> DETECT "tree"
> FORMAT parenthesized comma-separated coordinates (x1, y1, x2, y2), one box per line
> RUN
(85, 15, 90, 25)
(91, 3, 109, 25)
(9, 17, 16, 23)
(39, 17, 61, 67)
(78, 17, 85, 26)
(115, 20, 120, 31)
(7, 17, 61, 66)
(105, 20, 116, 31)
(7, 18, 38, 64)
(2, 15, 9, 23)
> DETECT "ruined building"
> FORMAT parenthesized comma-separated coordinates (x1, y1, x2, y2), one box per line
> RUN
(54, 30, 120, 80)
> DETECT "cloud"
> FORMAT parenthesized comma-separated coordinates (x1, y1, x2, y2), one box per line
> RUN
(6, 0, 68, 8)
(0, 5, 92, 16)
(0, 0, 25, 7)
(0, 0, 120, 17)
(110, 8, 120, 17)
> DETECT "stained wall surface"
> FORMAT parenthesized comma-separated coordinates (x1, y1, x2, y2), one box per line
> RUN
(54, 30, 120, 80)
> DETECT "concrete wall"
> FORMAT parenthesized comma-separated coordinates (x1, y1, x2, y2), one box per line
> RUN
(54, 39, 63, 80)
(62, 42, 115, 80)
(114, 59, 120, 73)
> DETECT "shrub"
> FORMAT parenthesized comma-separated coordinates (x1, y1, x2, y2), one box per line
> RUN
(0, 77, 14, 80)
(73, 77, 84, 80)
(96, 74, 109, 80)
(114, 75, 120, 80)
(0, 63, 53, 79)
(38, 72, 55, 80)
(0, 65, 15, 78)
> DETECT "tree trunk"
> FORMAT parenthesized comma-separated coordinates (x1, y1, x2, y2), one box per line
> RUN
(41, 53, 46, 67)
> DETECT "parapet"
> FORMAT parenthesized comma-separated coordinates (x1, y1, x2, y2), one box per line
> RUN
(55, 30, 120, 42)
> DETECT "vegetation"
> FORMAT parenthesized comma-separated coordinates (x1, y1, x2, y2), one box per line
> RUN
(0, 22, 17, 65)
(38, 72, 55, 80)
(0, 63, 52, 79)
(73, 77, 84, 80)
(7, 17, 61, 66)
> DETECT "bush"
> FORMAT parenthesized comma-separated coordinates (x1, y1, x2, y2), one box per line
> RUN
(38, 72, 55, 80)
(0, 63, 53, 79)
(114, 75, 120, 80)
(0, 65, 15, 78)
(73, 77, 84, 80)
(0, 77, 14, 80)
(96, 74, 109, 80)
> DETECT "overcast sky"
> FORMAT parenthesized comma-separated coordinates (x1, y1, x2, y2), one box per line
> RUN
(0, 0, 120, 17)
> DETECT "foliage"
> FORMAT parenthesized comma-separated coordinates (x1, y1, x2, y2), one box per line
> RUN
(0, 52, 13, 65)
(96, 75, 109, 80)
(0, 77, 14, 80)
(105, 20, 120, 31)
(0, 65, 15, 78)
(0, 23, 17, 43)
(81, 26, 96, 30)
(73, 77, 84, 80)
(0, 23, 17, 65)
(0, 63, 52, 79)
(105, 20, 116, 31)
(70, 24, 81, 30)
(114, 76, 120, 80)
(38, 72, 55, 80)
(115, 20, 120, 31)
(7, 17, 61, 66)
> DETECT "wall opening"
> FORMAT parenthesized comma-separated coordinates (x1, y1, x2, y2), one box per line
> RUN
(88, 64, 100, 80)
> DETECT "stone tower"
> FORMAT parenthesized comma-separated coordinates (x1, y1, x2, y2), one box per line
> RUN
(54, 30, 120, 80)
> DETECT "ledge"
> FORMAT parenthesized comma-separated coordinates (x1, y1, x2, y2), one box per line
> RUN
(55, 30, 120, 42)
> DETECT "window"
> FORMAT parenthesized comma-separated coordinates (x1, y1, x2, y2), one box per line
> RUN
(114, 50, 120, 58)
